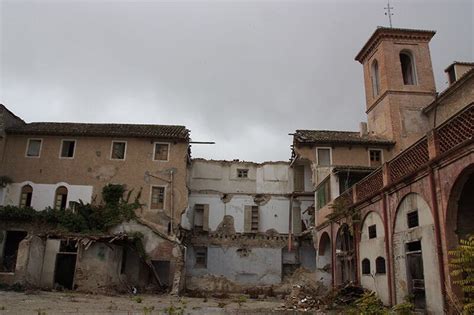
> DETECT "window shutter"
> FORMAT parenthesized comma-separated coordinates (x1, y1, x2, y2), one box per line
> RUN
(244, 205, 252, 233)
(202, 204, 210, 231)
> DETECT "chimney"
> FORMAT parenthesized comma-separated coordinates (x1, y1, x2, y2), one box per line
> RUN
(359, 122, 368, 137)
(445, 62, 474, 85)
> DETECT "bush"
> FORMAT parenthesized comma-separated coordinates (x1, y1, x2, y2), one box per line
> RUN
(450, 235, 474, 314)
(0, 186, 141, 234)
(353, 291, 388, 315)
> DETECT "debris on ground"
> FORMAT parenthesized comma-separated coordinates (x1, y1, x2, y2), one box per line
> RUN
(330, 282, 365, 306)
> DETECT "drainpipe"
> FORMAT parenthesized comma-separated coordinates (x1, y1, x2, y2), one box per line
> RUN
(288, 195, 293, 251)
(382, 193, 394, 306)
(331, 221, 336, 289)
(428, 167, 447, 309)
(170, 169, 174, 235)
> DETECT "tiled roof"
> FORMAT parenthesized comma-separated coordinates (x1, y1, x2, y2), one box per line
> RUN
(6, 122, 189, 141)
(293, 130, 395, 146)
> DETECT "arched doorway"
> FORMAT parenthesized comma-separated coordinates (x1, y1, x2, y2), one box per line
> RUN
(393, 193, 443, 313)
(335, 224, 355, 285)
(317, 231, 332, 288)
(446, 165, 474, 301)
(447, 165, 474, 246)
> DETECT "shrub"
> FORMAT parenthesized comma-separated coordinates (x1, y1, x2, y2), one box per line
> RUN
(450, 235, 474, 314)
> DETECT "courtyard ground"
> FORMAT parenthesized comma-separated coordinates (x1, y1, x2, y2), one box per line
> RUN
(0, 290, 328, 314)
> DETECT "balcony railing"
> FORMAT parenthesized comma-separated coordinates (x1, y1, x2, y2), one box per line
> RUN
(329, 103, 473, 212)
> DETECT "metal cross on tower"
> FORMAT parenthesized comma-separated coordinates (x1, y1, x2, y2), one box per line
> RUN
(384, 0, 394, 28)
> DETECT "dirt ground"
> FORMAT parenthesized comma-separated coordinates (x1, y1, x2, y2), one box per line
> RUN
(0, 290, 327, 314)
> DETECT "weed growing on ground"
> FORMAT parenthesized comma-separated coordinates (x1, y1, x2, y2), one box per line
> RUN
(142, 305, 155, 315)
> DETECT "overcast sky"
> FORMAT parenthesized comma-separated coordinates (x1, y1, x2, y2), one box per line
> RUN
(0, 0, 472, 162)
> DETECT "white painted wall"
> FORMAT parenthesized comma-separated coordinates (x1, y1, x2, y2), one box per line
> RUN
(183, 193, 291, 234)
(393, 193, 443, 314)
(184, 160, 294, 234)
(4, 182, 93, 210)
(359, 212, 389, 305)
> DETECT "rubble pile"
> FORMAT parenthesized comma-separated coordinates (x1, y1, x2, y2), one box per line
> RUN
(330, 283, 365, 306)
(282, 284, 323, 311)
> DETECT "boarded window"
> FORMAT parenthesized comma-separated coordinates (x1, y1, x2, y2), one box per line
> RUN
(407, 210, 419, 228)
(111, 141, 126, 160)
(369, 149, 382, 167)
(195, 247, 207, 268)
(375, 257, 386, 274)
(154, 143, 169, 161)
(194, 204, 204, 229)
(60, 140, 76, 158)
(316, 178, 330, 210)
(362, 258, 371, 275)
(55, 186, 68, 210)
(368, 225, 377, 239)
(19, 185, 33, 208)
(317, 148, 331, 166)
(237, 169, 249, 178)
(150, 186, 165, 209)
(294, 165, 305, 192)
(26, 139, 42, 157)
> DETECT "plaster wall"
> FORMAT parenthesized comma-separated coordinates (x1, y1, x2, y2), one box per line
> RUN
(186, 245, 281, 285)
(184, 194, 291, 234)
(74, 243, 123, 292)
(25, 235, 45, 286)
(4, 182, 93, 210)
(0, 134, 189, 227)
(392, 193, 443, 314)
(40, 239, 60, 288)
(359, 212, 389, 305)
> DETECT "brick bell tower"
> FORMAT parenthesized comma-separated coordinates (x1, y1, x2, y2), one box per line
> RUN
(355, 27, 437, 153)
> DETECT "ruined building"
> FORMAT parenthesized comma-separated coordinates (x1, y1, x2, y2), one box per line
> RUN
(292, 27, 473, 313)
(0, 106, 190, 293)
(181, 159, 315, 293)
(0, 25, 472, 314)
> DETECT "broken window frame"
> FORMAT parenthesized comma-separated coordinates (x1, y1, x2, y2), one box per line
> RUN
(194, 247, 207, 268)
(19, 185, 33, 208)
(110, 140, 127, 160)
(368, 224, 377, 239)
(316, 147, 332, 166)
(153, 142, 170, 162)
(237, 168, 249, 179)
(368, 149, 383, 167)
(193, 204, 205, 229)
(250, 205, 259, 232)
(59, 139, 76, 159)
(25, 138, 43, 158)
(150, 185, 166, 210)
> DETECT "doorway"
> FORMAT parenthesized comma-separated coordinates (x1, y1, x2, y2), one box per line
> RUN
(406, 240, 426, 310)
(1, 231, 27, 272)
(54, 240, 78, 290)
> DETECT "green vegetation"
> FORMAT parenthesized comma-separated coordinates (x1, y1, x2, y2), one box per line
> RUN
(0, 184, 141, 234)
(450, 235, 474, 314)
